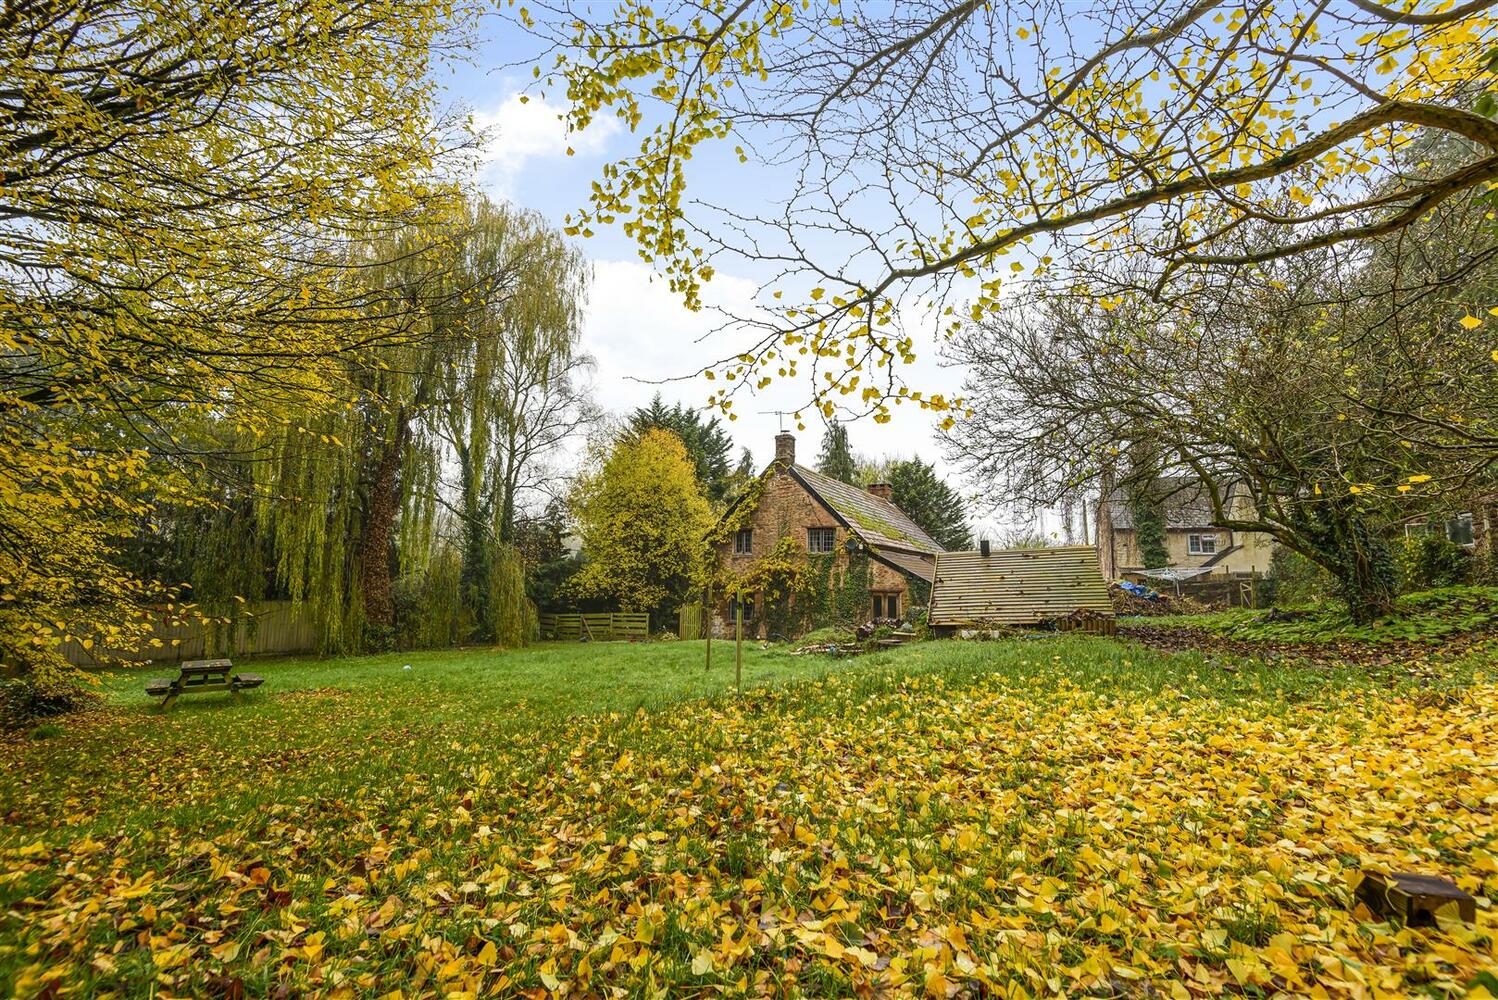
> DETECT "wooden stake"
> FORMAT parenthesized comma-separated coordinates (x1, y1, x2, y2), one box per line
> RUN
(735, 587, 743, 689)
(704, 582, 712, 672)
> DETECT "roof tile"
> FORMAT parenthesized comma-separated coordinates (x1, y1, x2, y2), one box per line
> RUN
(791, 465, 943, 554)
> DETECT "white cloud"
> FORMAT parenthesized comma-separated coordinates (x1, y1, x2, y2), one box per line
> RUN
(582, 258, 756, 414)
(578, 259, 963, 475)
(473, 92, 618, 199)
(571, 258, 1053, 541)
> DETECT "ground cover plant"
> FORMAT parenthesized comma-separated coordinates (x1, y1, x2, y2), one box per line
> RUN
(2, 637, 1495, 997)
(1136, 586, 1498, 647)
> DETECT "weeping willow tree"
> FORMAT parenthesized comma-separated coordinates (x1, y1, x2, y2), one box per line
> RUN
(251, 195, 591, 650)
(432, 200, 592, 642)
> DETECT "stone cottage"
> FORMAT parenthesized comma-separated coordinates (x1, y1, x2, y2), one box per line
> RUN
(711, 432, 944, 637)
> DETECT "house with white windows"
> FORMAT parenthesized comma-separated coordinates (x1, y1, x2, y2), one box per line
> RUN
(1095, 477, 1275, 580)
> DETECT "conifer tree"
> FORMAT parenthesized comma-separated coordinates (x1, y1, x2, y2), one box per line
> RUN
(815, 422, 858, 484)
(887, 460, 973, 551)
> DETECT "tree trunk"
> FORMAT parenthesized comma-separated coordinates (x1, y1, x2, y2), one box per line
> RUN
(1292, 500, 1396, 624)
(1338, 549, 1398, 624)
(457, 443, 492, 643)
(360, 418, 408, 645)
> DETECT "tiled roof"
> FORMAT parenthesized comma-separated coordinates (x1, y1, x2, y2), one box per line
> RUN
(928, 546, 1113, 626)
(791, 465, 943, 554)
(1105, 476, 1225, 530)
(870, 547, 937, 583)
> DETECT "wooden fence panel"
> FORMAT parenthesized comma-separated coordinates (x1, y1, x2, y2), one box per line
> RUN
(538, 611, 652, 641)
(1166, 573, 1262, 609)
(612, 613, 650, 641)
(581, 613, 613, 641)
(59, 601, 320, 666)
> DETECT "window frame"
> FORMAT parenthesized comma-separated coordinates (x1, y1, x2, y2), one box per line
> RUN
(733, 528, 753, 555)
(729, 592, 757, 621)
(1188, 533, 1217, 555)
(807, 527, 836, 554)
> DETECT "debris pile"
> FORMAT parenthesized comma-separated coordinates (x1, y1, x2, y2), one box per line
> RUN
(1054, 607, 1117, 635)
(853, 617, 906, 641)
(793, 618, 916, 656)
(1108, 581, 1215, 616)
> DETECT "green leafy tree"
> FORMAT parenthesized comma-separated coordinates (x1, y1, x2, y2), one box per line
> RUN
(570, 429, 713, 625)
(253, 197, 587, 651)
(627, 395, 735, 502)
(887, 460, 973, 551)
(816, 421, 858, 484)
(723, 447, 758, 499)
(514, 500, 585, 612)
(132, 199, 588, 654)
(1, 0, 470, 692)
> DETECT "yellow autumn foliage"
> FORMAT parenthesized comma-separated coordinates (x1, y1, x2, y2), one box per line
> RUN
(569, 428, 714, 618)
(0, 0, 471, 680)
(2, 652, 1494, 996)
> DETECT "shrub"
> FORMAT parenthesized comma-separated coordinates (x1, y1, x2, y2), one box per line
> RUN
(797, 626, 854, 647)
(1262, 547, 1335, 607)
(1, 674, 98, 730)
(1398, 534, 1472, 591)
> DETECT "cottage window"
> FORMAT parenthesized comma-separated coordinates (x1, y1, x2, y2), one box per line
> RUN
(873, 593, 899, 620)
(728, 593, 756, 621)
(808, 527, 836, 553)
(1188, 533, 1217, 555)
(734, 528, 753, 555)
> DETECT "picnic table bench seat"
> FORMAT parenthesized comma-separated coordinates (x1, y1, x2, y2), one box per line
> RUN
(146, 658, 263, 709)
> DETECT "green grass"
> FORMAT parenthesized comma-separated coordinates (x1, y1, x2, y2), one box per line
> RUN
(3, 634, 1494, 996)
(7, 633, 1489, 841)
(96, 639, 817, 721)
(1131, 584, 1498, 644)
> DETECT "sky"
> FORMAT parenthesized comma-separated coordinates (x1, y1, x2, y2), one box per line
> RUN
(435, 17, 1066, 542)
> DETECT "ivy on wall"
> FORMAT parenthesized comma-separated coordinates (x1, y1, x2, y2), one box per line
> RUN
(710, 469, 931, 636)
(729, 536, 874, 637)
(708, 472, 767, 547)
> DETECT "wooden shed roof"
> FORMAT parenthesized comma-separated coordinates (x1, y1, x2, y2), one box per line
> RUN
(928, 546, 1114, 626)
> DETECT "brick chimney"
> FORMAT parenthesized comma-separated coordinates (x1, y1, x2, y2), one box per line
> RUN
(774, 431, 796, 469)
(867, 482, 893, 502)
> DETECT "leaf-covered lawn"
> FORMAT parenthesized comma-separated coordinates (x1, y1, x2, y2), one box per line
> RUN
(2, 638, 1495, 998)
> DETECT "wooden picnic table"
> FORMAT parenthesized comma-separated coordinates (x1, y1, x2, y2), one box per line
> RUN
(146, 658, 263, 710)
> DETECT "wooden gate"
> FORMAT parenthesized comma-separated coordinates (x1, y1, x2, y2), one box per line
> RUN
(677, 603, 705, 640)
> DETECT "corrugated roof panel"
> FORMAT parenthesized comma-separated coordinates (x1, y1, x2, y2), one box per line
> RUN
(928, 546, 1114, 626)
